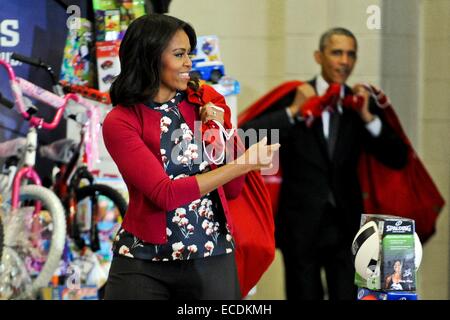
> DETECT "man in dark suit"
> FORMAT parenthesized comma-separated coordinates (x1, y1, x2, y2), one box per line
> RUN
(240, 27, 408, 300)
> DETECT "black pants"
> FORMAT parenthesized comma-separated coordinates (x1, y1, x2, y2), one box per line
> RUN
(104, 253, 241, 300)
(281, 205, 357, 300)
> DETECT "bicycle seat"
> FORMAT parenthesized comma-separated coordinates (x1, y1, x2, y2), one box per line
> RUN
(39, 138, 77, 163)
(0, 137, 27, 158)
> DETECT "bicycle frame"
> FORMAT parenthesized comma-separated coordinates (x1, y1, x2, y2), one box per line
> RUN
(17, 76, 101, 172)
(0, 58, 79, 210)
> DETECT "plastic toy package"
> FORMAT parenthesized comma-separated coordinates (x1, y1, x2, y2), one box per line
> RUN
(96, 40, 121, 92)
(357, 287, 418, 300)
(40, 285, 98, 300)
(117, 0, 146, 39)
(190, 35, 226, 84)
(60, 18, 95, 87)
(192, 35, 222, 62)
(93, 0, 146, 42)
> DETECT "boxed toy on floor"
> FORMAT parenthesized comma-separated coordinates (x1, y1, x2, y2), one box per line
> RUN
(357, 287, 418, 300)
(353, 214, 417, 291)
(40, 285, 98, 300)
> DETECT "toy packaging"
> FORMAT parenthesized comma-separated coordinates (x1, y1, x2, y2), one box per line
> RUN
(96, 41, 121, 92)
(357, 287, 418, 300)
(212, 76, 240, 97)
(60, 18, 95, 87)
(117, 0, 146, 39)
(190, 35, 226, 84)
(93, 0, 146, 41)
(191, 35, 222, 62)
(40, 285, 98, 300)
(355, 214, 417, 291)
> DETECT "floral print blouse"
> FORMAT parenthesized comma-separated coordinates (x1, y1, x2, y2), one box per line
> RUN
(112, 91, 234, 261)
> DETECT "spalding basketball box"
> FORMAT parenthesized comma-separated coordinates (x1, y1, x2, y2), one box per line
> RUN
(352, 214, 417, 291)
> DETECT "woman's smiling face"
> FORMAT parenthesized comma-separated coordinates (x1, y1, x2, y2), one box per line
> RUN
(156, 29, 193, 102)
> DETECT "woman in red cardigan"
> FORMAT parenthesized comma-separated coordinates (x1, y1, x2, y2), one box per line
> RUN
(102, 14, 279, 300)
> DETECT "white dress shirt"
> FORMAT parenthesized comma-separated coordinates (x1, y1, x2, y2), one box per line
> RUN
(286, 75, 382, 138)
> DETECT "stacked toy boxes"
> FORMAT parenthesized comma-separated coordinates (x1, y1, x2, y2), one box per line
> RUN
(93, 0, 146, 92)
(352, 214, 422, 300)
(190, 35, 240, 96)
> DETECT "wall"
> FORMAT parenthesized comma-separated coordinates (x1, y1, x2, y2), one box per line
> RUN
(418, 0, 450, 300)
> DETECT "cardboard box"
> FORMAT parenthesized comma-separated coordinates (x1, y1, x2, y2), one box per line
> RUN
(96, 41, 121, 92)
(357, 287, 418, 300)
(40, 285, 98, 300)
(355, 214, 417, 291)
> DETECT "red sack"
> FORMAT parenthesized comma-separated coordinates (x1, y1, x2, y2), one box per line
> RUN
(186, 84, 275, 297)
(358, 105, 444, 243)
(238, 81, 303, 215)
(227, 169, 275, 297)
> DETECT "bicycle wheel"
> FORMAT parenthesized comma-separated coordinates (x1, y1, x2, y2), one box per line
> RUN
(0, 213, 4, 267)
(73, 184, 127, 294)
(0, 247, 33, 299)
(73, 183, 126, 251)
(2, 184, 66, 297)
(75, 184, 127, 219)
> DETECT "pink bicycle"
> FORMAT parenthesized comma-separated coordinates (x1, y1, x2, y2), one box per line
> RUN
(0, 57, 79, 298)
(4, 53, 128, 297)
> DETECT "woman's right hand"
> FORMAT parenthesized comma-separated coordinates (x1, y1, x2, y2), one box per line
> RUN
(236, 136, 281, 172)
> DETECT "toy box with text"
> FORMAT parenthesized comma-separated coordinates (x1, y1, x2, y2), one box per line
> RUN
(357, 288, 418, 300)
(40, 285, 98, 300)
(96, 41, 121, 92)
(354, 214, 416, 291)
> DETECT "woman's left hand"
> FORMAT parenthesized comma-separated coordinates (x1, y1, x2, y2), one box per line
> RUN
(200, 102, 225, 125)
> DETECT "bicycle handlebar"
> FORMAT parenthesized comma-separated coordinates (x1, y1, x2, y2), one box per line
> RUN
(27, 93, 80, 130)
(0, 92, 14, 109)
(0, 58, 80, 130)
(11, 52, 59, 86)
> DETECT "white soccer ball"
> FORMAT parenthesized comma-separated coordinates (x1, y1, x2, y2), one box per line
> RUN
(351, 221, 380, 280)
(414, 232, 422, 270)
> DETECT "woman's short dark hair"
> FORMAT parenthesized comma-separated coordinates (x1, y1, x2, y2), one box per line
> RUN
(110, 14, 197, 106)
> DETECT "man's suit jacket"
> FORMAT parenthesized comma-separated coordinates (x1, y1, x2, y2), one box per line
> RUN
(240, 79, 408, 252)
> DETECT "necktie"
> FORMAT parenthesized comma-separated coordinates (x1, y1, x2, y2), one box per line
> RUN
(327, 107, 339, 207)
(327, 108, 340, 157)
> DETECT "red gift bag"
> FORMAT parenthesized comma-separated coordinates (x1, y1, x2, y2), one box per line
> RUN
(228, 170, 275, 297)
(358, 105, 445, 243)
(187, 84, 275, 298)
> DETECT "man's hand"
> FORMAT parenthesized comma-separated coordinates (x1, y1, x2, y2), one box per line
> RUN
(353, 84, 375, 123)
(288, 83, 316, 116)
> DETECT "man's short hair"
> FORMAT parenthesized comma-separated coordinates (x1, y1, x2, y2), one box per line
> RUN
(319, 27, 358, 52)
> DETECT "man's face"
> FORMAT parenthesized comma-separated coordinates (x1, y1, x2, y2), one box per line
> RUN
(314, 34, 357, 84)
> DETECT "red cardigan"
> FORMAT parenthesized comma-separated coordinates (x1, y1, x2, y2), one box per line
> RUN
(102, 95, 245, 244)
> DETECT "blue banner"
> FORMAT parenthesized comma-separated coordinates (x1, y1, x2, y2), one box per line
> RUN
(0, 0, 87, 139)
(0, 0, 88, 179)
